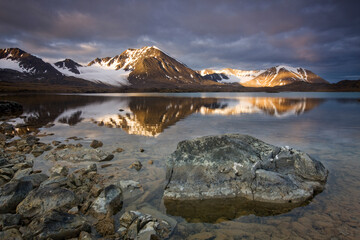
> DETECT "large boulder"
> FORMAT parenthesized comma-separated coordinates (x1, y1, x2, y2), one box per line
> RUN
(22, 210, 90, 239)
(164, 134, 328, 204)
(0, 180, 33, 213)
(16, 186, 76, 218)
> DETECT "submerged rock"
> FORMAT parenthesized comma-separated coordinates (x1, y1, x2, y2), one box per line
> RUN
(164, 134, 328, 204)
(0, 101, 23, 119)
(89, 184, 123, 219)
(90, 140, 103, 149)
(22, 210, 90, 239)
(118, 210, 174, 240)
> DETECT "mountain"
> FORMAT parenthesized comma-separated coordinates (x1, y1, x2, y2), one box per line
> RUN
(199, 68, 265, 83)
(0, 48, 61, 76)
(86, 46, 212, 87)
(242, 65, 328, 87)
(54, 59, 82, 74)
(199, 65, 329, 87)
(0, 48, 111, 92)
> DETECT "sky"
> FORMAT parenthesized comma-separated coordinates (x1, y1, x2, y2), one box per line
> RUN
(0, 0, 359, 82)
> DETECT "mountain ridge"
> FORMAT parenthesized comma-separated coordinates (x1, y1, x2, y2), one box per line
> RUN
(1, 46, 357, 92)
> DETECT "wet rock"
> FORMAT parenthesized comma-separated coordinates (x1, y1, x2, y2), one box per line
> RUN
(90, 140, 103, 149)
(119, 180, 142, 191)
(0, 180, 33, 213)
(101, 163, 112, 169)
(89, 184, 122, 219)
(0, 228, 23, 240)
(18, 173, 48, 188)
(68, 206, 79, 215)
(23, 210, 90, 240)
(46, 147, 112, 162)
(130, 161, 142, 171)
(26, 136, 39, 146)
(148, 160, 154, 165)
(13, 168, 32, 180)
(50, 165, 69, 177)
(0, 101, 23, 119)
(100, 154, 114, 162)
(118, 210, 173, 240)
(39, 176, 68, 188)
(16, 186, 76, 218)
(0, 213, 21, 229)
(113, 147, 124, 153)
(79, 231, 96, 240)
(52, 140, 61, 146)
(164, 134, 328, 204)
(95, 217, 115, 236)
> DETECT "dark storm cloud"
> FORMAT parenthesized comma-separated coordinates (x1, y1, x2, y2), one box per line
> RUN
(0, 0, 359, 82)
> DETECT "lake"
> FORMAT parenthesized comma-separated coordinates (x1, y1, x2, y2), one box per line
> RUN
(1, 92, 360, 239)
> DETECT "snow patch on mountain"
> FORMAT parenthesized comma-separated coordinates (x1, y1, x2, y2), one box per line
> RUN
(199, 68, 265, 83)
(53, 63, 129, 86)
(0, 58, 28, 72)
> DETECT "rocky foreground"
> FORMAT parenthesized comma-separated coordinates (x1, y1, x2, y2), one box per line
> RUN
(0, 119, 174, 239)
(164, 134, 328, 203)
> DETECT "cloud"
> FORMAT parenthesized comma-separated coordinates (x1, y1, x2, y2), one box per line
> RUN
(0, 0, 359, 82)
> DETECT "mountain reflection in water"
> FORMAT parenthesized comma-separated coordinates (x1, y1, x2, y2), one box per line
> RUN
(94, 97, 324, 136)
(0, 94, 328, 137)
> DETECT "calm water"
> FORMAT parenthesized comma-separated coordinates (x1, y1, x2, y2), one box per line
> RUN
(1, 92, 360, 239)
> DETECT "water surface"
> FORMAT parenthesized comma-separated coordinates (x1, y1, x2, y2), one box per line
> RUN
(1, 92, 359, 239)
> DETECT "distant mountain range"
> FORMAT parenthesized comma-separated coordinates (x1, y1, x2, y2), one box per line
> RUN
(0, 47, 358, 92)
(199, 65, 328, 87)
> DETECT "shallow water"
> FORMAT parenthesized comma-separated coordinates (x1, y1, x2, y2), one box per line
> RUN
(1, 92, 360, 239)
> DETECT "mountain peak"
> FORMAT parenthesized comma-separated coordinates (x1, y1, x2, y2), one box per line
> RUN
(54, 59, 82, 74)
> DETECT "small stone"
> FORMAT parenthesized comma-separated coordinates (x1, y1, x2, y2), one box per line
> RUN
(90, 140, 103, 149)
(13, 168, 32, 180)
(79, 231, 96, 240)
(95, 217, 115, 236)
(50, 165, 69, 177)
(140, 148, 145, 152)
(0, 228, 23, 240)
(129, 161, 142, 171)
(52, 140, 61, 146)
(68, 206, 79, 214)
(75, 143, 83, 148)
(148, 160, 154, 165)
(113, 147, 124, 153)
(101, 164, 112, 169)
(119, 109, 124, 112)
(100, 154, 114, 162)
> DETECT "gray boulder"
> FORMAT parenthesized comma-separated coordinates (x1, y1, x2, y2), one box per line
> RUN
(89, 184, 122, 219)
(164, 134, 328, 204)
(0, 180, 33, 213)
(16, 186, 76, 218)
(22, 210, 90, 239)
(118, 210, 173, 240)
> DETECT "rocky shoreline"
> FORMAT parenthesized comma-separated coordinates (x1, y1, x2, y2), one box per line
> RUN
(0, 101, 330, 239)
(0, 116, 175, 239)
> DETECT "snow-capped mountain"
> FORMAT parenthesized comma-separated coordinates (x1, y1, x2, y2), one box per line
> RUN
(0, 48, 61, 76)
(199, 65, 328, 87)
(86, 46, 208, 87)
(242, 65, 328, 87)
(0, 47, 332, 91)
(199, 68, 265, 84)
(52, 46, 210, 87)
(54, 59, 82, 74)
